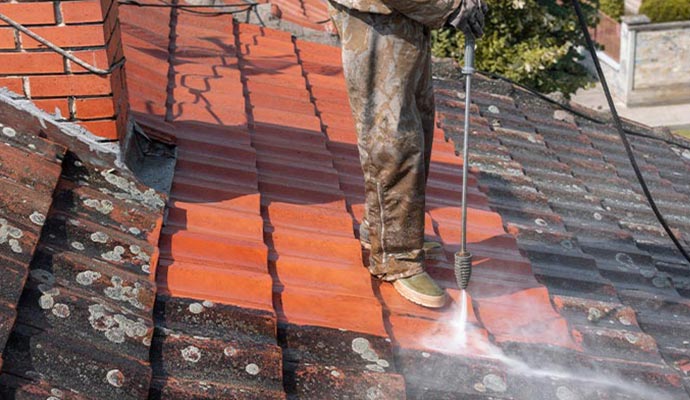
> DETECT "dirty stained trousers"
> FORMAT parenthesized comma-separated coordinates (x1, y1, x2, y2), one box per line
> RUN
(329, 0, 458, 281)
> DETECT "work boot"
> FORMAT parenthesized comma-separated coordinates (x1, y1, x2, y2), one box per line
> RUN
(393, 272, 449, 308)
(359, 220, 444, 259)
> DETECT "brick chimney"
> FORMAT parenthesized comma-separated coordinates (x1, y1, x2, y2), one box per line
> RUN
(0, 0, 127, 140)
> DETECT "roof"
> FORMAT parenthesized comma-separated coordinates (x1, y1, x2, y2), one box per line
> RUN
(2, 0, 690, 398)
(0, 90, 166, 399)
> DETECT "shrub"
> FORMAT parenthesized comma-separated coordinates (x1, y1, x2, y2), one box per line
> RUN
(639, 0, 690, 23)
(432, 0, 599, 97)
(600, 0, 624, 20)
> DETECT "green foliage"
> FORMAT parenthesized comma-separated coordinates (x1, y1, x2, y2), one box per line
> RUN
(599, 0, 624, 20)
(639, 0, 690, 23)
(432, 0, 599, 97)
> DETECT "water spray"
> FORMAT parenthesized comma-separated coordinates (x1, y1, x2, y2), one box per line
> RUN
(454, 34, 475, 291)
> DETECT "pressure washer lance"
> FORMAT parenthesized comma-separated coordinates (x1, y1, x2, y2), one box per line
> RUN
(454, 35, 475, 291)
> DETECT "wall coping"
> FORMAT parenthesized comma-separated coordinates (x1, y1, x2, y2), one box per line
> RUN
(623, 15, 690, 31)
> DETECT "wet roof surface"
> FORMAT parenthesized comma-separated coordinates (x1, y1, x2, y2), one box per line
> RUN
(1, 0, 690, 398)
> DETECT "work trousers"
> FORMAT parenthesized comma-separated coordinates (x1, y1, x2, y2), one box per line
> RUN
(329, 2, 436, 281)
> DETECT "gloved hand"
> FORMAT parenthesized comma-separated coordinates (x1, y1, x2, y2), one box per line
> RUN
(446, 0, 489, 38)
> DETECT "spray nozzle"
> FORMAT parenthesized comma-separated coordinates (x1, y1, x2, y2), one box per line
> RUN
(454, 251, 472, 290)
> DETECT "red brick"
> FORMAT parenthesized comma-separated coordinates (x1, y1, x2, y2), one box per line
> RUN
(74, 97, 115, 119)
(103, 8, 119, 45)
(69, 49, 109, 73)
(0, 52, 64, 75)
(61, 0, 104, 24)
(21, 25, 106, 49)
(0, 77, 23, 94)
(105, 23, 122, 61)
(0, 3, 56, 26)
(101, 0, 115, 18)
(28, 74, 111, 97)
(32, 98, 70, 118)
(0, 28, 16, 50)
(79, 119, 117, 139)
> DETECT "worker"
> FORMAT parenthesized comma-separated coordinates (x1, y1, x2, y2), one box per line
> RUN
(328, 0, 488, 308)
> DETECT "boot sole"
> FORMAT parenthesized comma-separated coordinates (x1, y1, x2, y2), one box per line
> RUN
(392, 280, 448, 309)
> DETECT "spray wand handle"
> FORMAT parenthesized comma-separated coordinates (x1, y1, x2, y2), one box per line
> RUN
(455, 34, 475, 291)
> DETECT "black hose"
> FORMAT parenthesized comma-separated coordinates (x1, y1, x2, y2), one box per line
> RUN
(571, 0, 690, 265)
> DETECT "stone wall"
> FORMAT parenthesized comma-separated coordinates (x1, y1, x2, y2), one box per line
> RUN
(614, 16, 690, 106)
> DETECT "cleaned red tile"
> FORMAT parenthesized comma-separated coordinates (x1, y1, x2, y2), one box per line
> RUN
(388, 314, 493, 357)
(279, 287, 388, 337)
(474, 287, 582, 351)
(269, 227, 363, 265)
(160, 228, 267, 268)
(166, 203, 264, 239)
(273, 255, 374, 295)
(170, 178, 261, 212)
(266, 202, 354, 234)
(158, 259, 274, 312)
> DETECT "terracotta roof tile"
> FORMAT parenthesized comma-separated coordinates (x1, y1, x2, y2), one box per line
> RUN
(0, 89, 166, 398)
(0, 135, 64, 374)
(0, 0, 682, 397)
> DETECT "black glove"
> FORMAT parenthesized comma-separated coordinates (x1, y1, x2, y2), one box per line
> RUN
(446, 0, 489, 38)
